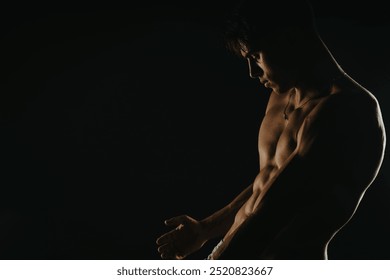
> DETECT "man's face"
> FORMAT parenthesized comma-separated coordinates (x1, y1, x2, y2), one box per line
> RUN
(240, 43, 296, 94)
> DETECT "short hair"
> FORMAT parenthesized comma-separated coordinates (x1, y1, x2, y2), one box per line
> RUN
(224, 0, 317, 55)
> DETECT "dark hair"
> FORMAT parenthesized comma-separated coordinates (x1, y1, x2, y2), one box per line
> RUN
(224, 0, 317, 55)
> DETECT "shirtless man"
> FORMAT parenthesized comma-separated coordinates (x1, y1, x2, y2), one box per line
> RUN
(156, 0, 386, 259)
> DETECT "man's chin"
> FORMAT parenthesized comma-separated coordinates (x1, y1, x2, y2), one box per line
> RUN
(262, 82, 277, 92)
(264, 82, 283, 92)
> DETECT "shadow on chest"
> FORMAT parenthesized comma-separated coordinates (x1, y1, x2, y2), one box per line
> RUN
(259, 107, 308, 167)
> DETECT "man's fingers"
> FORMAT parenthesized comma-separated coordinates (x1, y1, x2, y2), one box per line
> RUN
(156, 229, 178, 245)
(161, 252, 178, 260)
(156, 233, 169, 245)
(158, 243, 180, 260)
(157, 243, 170, 254)
(164, 215, 189, 226)
(157, 214, 194, 258)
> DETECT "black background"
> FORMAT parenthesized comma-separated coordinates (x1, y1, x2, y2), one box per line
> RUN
(1, 0, 390, 259)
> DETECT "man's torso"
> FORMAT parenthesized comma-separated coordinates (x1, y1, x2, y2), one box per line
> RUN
(222, 78, 385, 259)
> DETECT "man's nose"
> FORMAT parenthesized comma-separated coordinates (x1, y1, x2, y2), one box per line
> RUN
(247, 59, 263, 79)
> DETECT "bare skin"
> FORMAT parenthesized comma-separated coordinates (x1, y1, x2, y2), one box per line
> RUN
(156, 27, 386, 260)
(216, 79, 385, 259)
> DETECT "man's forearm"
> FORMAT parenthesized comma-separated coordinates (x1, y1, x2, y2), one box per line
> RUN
(215, 153, 353, 259)
(214, 154, 307, 259)
(201, 183, 253, 241)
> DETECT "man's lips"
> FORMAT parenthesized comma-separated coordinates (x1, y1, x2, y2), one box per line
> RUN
(260, 79, 271, 87)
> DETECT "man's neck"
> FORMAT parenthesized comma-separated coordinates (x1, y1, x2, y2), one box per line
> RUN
(293, 43, 345, 105)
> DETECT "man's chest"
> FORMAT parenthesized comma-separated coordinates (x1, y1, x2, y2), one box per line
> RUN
(258, 106, 310, 168)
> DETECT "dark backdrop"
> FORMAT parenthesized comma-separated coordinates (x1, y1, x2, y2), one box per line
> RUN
(1, 1, 389, 259)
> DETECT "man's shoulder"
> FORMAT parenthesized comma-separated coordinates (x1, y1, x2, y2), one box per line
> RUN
(310, 86, 380, 126)
(298, 86, 385, 189)
(299, 86, 384, 148)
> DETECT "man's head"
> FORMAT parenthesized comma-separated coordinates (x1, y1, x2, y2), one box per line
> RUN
(224, 0, 317, 55)
(224, 0, 319, 93)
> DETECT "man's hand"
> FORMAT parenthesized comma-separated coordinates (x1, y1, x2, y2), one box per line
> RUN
(156, 215, 207, 259)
